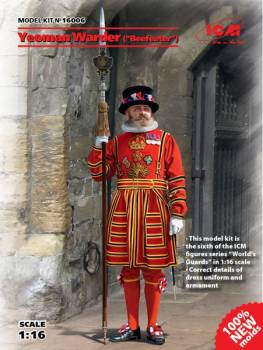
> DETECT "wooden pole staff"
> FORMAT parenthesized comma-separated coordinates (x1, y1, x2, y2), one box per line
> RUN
(93, 7, 113, 344)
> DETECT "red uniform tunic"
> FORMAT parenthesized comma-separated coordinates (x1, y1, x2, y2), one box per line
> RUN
(87, 128, 187, 269)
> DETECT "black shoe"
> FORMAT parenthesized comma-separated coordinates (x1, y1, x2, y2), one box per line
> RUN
(147, 324, 165, 345)
(109, 323, 141, 342)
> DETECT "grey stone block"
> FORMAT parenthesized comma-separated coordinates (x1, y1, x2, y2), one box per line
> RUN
(68, 177, 85, 196)
(31, 88, 68, 116)
(74, 195, 101, 224)
(31, 55, 69, 90)
(159, 116, 192, 135)
(39, 255, 63, 286)
(69, 136, 92, 160)
(17, 277, 63, 321)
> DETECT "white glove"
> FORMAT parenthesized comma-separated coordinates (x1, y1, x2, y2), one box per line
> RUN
(169, 217, 184, 236)
(95, 136, 109, 148)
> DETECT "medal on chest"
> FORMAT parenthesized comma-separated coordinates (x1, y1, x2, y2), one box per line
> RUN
(145, 133, 161, 145)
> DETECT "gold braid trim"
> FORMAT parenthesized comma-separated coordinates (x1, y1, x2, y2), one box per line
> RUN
(123, 277, 140, 283)
(145, 280, 159, 285)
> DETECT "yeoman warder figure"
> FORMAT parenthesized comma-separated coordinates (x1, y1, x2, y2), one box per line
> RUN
(87, 85, 187, 345)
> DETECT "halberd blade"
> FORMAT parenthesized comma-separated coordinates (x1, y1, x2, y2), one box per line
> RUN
(99, 7, 106, 49)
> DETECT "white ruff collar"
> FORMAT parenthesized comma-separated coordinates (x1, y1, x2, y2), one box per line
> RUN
(121, 120, 158, 133)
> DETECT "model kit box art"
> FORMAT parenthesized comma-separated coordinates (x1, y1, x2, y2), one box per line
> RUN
(0, 0, 262, 349)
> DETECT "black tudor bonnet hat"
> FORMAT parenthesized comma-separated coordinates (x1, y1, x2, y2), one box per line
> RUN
(118, 85, 159, 114)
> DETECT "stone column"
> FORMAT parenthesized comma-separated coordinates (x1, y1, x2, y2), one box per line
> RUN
(0, 0, 30, 326)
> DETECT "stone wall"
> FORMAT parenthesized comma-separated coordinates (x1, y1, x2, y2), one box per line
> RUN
(0, 0, 132, 324)
(65, 45, 104, 319)
(0, 0, 30, 324)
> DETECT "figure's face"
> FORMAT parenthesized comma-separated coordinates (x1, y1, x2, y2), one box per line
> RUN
(125, 104, 154, 128)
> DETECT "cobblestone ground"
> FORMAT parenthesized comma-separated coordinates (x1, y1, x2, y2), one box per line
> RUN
(1, 268, 261, 350)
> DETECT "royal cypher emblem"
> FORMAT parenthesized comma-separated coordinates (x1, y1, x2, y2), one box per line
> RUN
(124, 135, 158, 178)
(128, 162, 149, 178)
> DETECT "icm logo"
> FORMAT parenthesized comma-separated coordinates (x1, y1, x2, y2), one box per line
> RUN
(206, 23, 240, 37)
(195, 17, 245, 45)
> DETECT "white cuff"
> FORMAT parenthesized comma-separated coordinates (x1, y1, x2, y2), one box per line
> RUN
(169, 217, 184, 236)
(95, 136, 109, 148)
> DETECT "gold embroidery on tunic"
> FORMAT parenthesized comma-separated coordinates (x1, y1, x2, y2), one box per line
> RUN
(128, 136, 146, 150)
(128, 162, 149, 178)
(122, 156, 131, 169)
(132, 151, 143, 161)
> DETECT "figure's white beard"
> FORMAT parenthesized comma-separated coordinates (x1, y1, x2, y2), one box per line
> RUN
(121, 120, 158, 133)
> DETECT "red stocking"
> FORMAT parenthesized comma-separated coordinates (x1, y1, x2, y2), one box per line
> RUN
(143, 268, 164, 327)
(121, 267, 140, 330)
